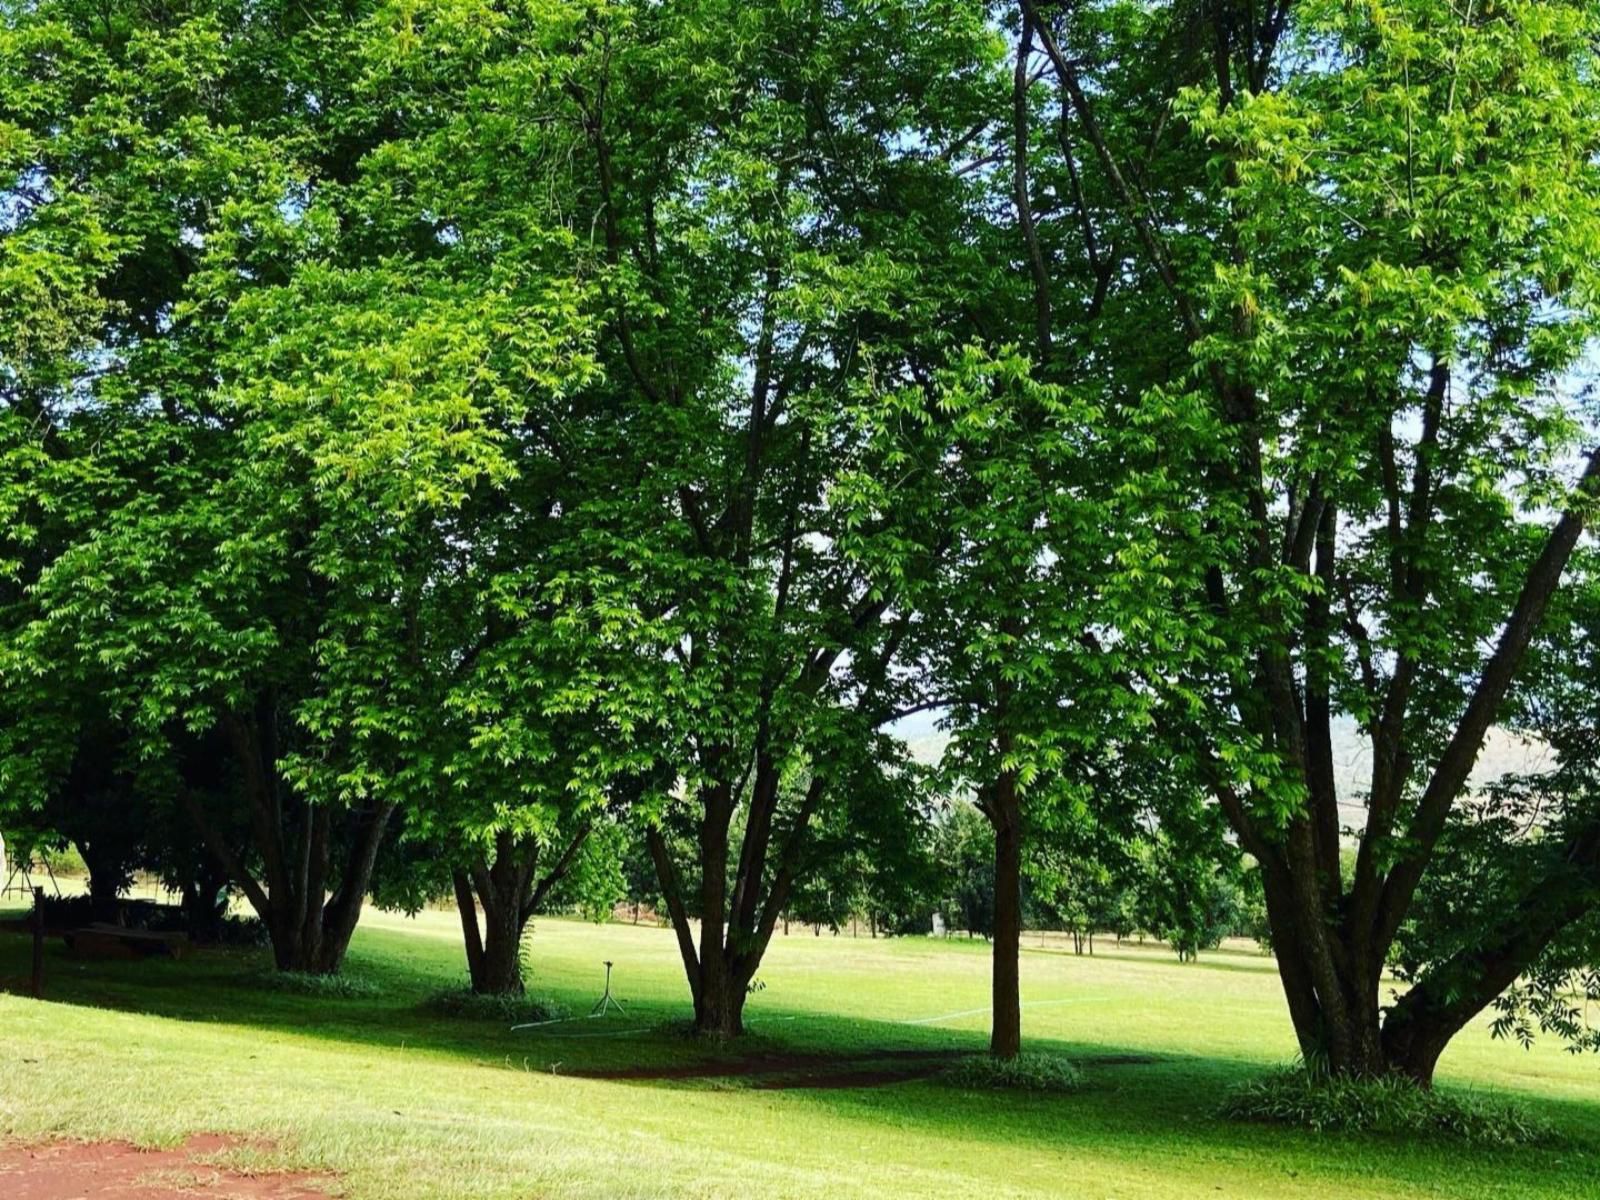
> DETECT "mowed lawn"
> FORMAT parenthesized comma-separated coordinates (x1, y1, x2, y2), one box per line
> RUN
(0, 903, 1596, 1199)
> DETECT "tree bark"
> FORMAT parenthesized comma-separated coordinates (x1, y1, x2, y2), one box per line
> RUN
(650, 764, 827, 1039)
(453, 870, 486, 986)
(452, 825, 592, 996)
(988, 771, 1023, 1060)
(181, 716, 396, 977)
(693, 964, 746, 1038)
(79, 842, 127, 925)
(476, 903, 525, 995)
(180, 857, 231, 943)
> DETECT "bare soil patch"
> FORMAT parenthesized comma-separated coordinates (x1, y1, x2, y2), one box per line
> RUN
(0, 1133, 336, 1199)
(572, 1047, 966, 1089)
(568, 1047, 1163, 1090)
(1076, 1053, 1161, 1067)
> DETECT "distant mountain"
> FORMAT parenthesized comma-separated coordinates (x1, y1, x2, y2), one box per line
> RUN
(903, 733, 949, 767)
(1323, 717, 1550, 830)
(896, 718, 1550, 834)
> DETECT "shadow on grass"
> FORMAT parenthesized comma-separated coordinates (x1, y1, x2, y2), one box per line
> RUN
(2, 925, 1596, 1198)
(1022, 942, 1286, 978)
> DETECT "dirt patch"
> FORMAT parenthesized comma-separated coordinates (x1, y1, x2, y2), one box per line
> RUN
(568, 1047, 1163, 1091)
(0, 1133, 336, 1199)
(751, 1062, 955, 1090)
(1075, 1053, 1161, 1067)
(570, 1047, 968, 1090)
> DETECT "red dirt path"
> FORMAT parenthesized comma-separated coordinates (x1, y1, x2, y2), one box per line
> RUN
(0, 1133, 336, 1199)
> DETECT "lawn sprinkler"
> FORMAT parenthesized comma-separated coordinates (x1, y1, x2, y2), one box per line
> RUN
(590, 959, 627, 1017)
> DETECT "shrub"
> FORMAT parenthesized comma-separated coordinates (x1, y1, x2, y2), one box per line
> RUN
(1220, 1067, 1557, 1146)
(210, 915, 272, 947)
(420, 988, 566, 1025)
(942, 1052, 1083, 1094)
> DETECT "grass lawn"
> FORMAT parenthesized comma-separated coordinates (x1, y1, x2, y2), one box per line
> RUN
(0, 902, 1595, 1198)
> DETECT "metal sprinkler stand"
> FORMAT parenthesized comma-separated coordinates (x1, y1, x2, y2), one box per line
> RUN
(590, 959, 626, 1017)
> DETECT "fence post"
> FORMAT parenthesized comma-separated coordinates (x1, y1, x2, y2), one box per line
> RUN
(30, 886, 45, 999)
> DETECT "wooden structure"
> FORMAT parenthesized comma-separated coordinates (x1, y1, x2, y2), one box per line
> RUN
(64, 923, 190, 961)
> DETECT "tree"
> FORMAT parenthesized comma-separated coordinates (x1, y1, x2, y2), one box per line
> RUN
(935, 802, 997, 940)
(875, 338, 1183, 1057)
(782, 747, 943, 938)
(0, 0, 444, 973)
(536, 0, 1001, 1037)
(1145, 850, 1246, 964)
(1007, 0, 1600, 1083)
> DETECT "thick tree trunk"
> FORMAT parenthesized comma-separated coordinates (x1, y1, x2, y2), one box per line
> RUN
(77, 840, 128, 925)
(1257, 852, 1390, 1079)
(86, 864, 124, 925)
(649, 766, 827, 1040)
(693, 784, 734, 1036)
(477, 910, 526, 995)
(456, 870, 527, 995)
(988, 772, 1023, 1060)
(452, 826, 592, 996)
(1380, 1015, 1455, 1089)
(1228, 451, 1600, 1082)
(180, 859, 231, 943)
(308, 810, 392, 975)
(1380, 823, 1600, 1088)
(693, 966, 747, 1038)
(181, 755, 394, 976)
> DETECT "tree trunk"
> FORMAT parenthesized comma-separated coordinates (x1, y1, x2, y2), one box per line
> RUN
(452, 826, 592, 996)
(649, 760, 827, 1040)
(988, 772, 1023, 1060)
(453, 870, 486, 986)
(477, 909, 525, 995)
(77, 840, 128, 924)
(269, 913, 312, 972)
(1380, 1016, 1454, 1089)
(86, 863, 124, 925)
(693, 966, 746, 1038)
(181, 859, 231, 943)
(1379, 824, 1600, 1088)
(1255, 854, 1389, 1079)
(462, 849, 528, 996)
(181, 740, 395, 977)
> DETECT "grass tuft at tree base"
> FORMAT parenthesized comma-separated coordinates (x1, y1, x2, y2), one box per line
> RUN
(941, 1051, 1083, 1094)
(1220, 1066, 1559, 1146)
(420, 987, 566, 1024)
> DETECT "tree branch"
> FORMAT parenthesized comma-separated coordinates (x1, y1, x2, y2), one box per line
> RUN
(1375, 447, 1600, 953)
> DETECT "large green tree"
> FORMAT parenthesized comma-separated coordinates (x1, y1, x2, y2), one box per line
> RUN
(537, 0, 1003, 1037)
(1008, 0, 1600, 1082)
(0, 1, 441, 972)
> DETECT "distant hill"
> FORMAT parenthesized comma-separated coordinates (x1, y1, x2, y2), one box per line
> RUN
(897, 718, 1550, 835)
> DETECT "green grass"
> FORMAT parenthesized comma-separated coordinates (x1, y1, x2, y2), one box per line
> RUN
(0, 905, 1595, 1198)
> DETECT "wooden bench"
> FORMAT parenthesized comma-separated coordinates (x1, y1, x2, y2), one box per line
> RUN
(65, 924, 190, 961)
